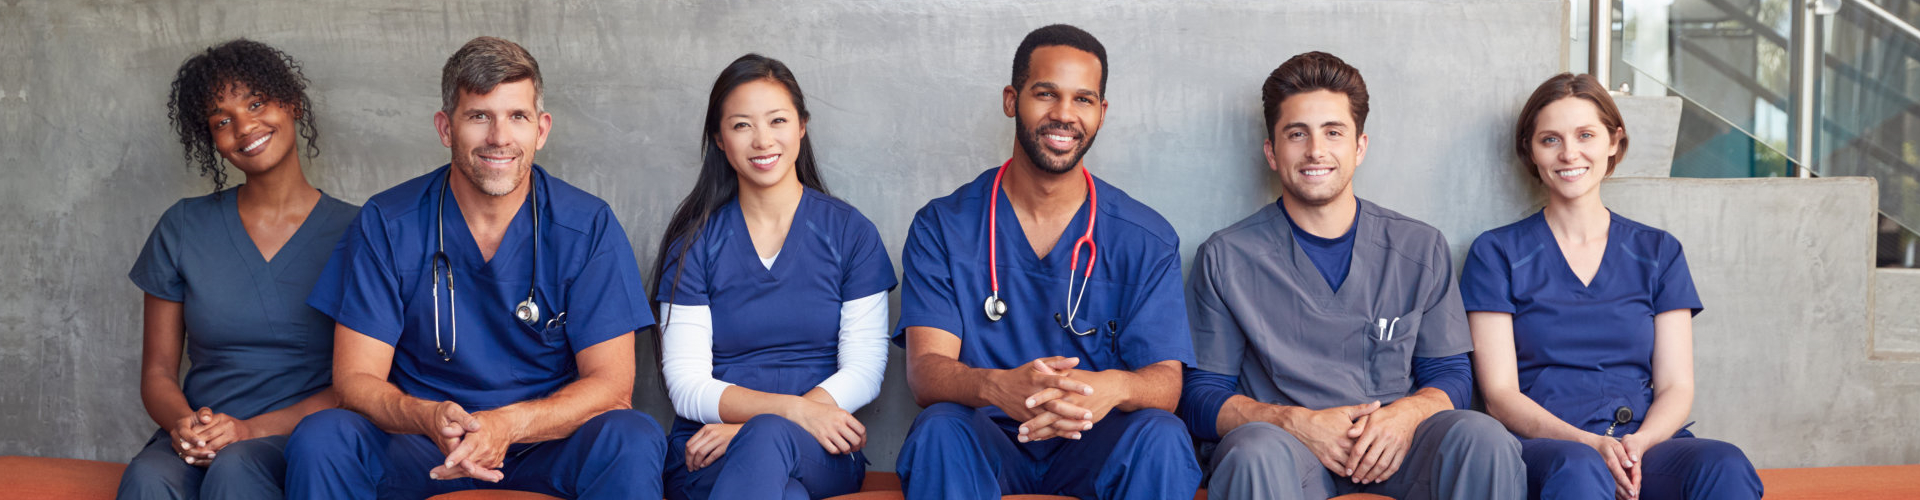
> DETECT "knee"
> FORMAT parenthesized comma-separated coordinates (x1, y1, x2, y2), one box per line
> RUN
(202, 438, 281, 478)
(734, 414, 807, 447)
(1685, 440, 1755, 471)
(119, 456, 199, 497)
(285, 409, 374, 457)
(1529, 439, 1609, 480)
(580, 409, 667, 456)
(906, 403, 976, 441)
(1120, 409, 1193, 451)
(1431, 410, 1521, 455)
(1214, 422, 1303, 475)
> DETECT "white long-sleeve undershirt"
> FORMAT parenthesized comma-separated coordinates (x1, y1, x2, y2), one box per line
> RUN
(659, 291, 890, 424)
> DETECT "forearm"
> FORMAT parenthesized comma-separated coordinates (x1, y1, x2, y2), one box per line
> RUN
(716, 385, 816, 424)
(1092, 361, 1181, 413)
(486, 372, 632, 443)
(337, 372, 441, 436)
(1219, 394, 1294, 436)
(1483, 387, 1597, 442)
(242, 387, 341, 436)
(905, 351, 1002, 408)
(1386, 387, 1454, 422)
(139, 374, 195, 429)
(1636, 385, 1693, 441)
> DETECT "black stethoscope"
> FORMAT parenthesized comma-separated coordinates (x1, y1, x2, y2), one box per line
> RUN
(981, 159, 1100, 336)
(430, 172, 551, 361)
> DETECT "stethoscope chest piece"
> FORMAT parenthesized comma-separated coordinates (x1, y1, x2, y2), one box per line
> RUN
(984, 294, 1007, 322)
(515, 299, 541, 325)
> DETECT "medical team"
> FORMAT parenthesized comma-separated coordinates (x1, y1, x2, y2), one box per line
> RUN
(117, 24, 1763, 500)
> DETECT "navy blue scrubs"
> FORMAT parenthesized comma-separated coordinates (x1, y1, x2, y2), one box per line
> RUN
(118, 189, 357, 500)
(658, 189, 897, 500)
(285, 165, 664, 500)
(1462, 211, 1761, 500)
(892, 167, 1201, 500)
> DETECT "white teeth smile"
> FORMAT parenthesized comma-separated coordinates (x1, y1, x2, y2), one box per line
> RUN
(750, 156, 778, 166)
(482, 157, 512, 164)
(1045, 134, 1073, 142)
(241, 134, 270, 153)
(1302, 168, 1333, 177)
(1557, 167, 1589, 179)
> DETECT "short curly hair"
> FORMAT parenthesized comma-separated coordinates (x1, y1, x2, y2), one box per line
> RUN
(166, 39, 320, 191)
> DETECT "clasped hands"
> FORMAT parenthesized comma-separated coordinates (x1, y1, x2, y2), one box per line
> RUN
(427, 401, 515, 483)
(169, 407, 256, 467)
(992, 356, 1122, 443)
(1286, 400, 1425, 485)
(1585, 431, 1657, 500)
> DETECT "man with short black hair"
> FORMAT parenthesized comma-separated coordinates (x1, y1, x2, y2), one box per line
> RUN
(891, 24, 1202, 500)
(1177, 51, 1525, 500)
(284, 36, 665, 500)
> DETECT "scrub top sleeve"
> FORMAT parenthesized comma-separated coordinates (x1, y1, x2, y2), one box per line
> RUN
(1652, 234, 1704, 315)
(1459, 232, 1516, 314)
(893, 209, 961, 347)
(1187, 242, 1248, 375)
(1116, 250, 1197, 370)
(306, 205, 405, 344)
(128, 201, 188, 302)
(654, 234, 712, 307)
(1411, 233, 1472, 358)
(564, 210, 656, 352)
(838, 211, 899, 300)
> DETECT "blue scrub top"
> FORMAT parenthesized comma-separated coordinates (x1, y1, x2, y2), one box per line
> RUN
(307, 165, 654, 411)
(657, 188, 897, 396)
(894, 167, 1195, 375)
(129, 188, 358, 420)
(1461, 210, 1702, 435)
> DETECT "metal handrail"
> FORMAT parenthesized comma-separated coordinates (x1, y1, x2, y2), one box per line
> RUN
(1847, 0, 1920, 44)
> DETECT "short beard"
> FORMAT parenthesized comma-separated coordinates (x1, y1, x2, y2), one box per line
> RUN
(452, 149, 526, 197)
(1014, 103, 1096, 174)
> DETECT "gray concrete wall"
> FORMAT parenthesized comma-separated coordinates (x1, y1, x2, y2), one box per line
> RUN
(1612, 95, 1680, 178)
(1874, 269, 1920, 360)
(60, 0, 1920, 472)
(1603, 177, 1920, 468)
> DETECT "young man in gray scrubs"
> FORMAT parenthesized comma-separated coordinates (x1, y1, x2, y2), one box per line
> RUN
(1175, 51, 1525, 500)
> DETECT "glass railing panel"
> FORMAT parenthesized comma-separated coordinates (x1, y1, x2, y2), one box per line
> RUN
(1817, 0, 1920, 240)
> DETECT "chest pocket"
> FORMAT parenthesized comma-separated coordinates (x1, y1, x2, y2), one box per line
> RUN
(1363, 309, 1422, 397)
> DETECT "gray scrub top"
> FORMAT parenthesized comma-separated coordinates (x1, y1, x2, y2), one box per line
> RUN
(128, 188, 357, 420)
(1188, 198, 1470, 409)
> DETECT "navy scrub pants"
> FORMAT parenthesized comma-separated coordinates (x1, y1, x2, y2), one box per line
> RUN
(1522, 436, 1763, 500)
(282, 408, 665, 500)
(894, 402, 1202, 500)
(116, 430, 289, 500)
(664, 414, 865, 500)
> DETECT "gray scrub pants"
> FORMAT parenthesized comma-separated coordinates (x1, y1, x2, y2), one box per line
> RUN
(1205, 410, 1524, 500)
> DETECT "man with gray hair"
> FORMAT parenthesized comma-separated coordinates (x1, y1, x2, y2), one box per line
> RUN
(284, 36, 665, 499)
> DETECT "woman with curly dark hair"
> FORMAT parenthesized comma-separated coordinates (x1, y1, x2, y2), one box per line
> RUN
(117, 39, 357, 500)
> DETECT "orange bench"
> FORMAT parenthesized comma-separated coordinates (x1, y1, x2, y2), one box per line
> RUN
(8, 455, 1915, 500)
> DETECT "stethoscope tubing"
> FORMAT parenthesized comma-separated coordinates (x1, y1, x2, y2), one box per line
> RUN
(431, 170, 544, 361)
(983, 159, 1098, 336)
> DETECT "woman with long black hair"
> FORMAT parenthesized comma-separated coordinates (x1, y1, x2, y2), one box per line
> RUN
(653, 54, 896, 500)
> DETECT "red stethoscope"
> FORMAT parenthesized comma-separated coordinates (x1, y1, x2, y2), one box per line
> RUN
(982, 158, 1099, 336)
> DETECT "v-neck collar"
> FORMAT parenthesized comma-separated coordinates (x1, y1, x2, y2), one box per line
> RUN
(436, 169, 538, 275)
(1536, 210, 1615, 290)
(221, 187, 331, 275)
(992, 175, 1094, 272)
(732, 188, 808, 283)
(1275, 199, 1369, 301)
